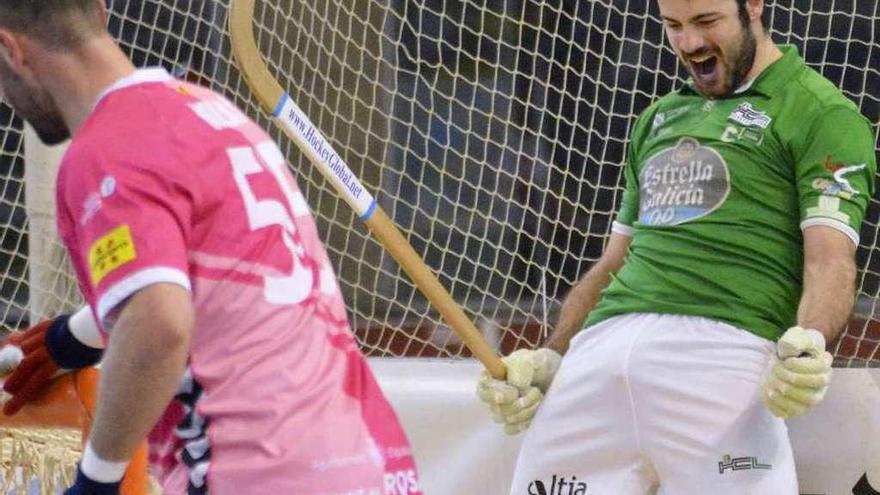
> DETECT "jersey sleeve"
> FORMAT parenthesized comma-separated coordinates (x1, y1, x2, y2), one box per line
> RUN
(613, 108, 656, 234)
(59, 153, 193, 328)
(613, 154, 639, 235)
(795, 105, 876, 245)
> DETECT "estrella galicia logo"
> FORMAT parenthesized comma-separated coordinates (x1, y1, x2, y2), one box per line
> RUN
(527, 475, 588, 495)
(639, 137, 730, 226)
(718, 454, 772, 474)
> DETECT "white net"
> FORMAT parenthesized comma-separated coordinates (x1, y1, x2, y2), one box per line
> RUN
(0, 428, 81, 494)
(0, 0, 878, 367)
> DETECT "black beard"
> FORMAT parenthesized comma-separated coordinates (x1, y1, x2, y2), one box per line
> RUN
(30, 118, 71, 145)
(728, 25, 758, 93)
(0, 59, 70, 145)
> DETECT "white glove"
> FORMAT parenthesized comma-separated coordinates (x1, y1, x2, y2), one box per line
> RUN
(761, 326, 833, 419)
(476, 348, 562, 434)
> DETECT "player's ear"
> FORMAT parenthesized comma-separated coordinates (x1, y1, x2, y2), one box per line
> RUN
(95, 0, 109, 28)
(0, 29, 24, 73)
(745, 0, 764, 24)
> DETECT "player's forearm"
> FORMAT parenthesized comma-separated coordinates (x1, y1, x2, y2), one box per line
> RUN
(545, 233, 630, 354)
(797, 227, 858, 342)
(544, 232, 632, 354)
(797, 254, 856, 342)
(544, 266, 613, 354)
(89, 284, 193, 463)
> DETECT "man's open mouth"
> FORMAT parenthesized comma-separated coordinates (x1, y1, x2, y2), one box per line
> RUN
(691, 56, 718, 77)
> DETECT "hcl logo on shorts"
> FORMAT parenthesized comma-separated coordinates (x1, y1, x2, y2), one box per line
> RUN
(527, 475, 588, 495)
(717, 454, 772, 474)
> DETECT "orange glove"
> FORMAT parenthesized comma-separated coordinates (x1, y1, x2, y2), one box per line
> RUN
(2, 315, 103, 415)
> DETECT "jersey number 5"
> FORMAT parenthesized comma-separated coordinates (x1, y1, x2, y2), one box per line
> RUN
(228, 142, 315, 305)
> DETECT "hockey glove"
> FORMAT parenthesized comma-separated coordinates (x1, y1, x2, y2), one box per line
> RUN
(2, 315, 103, 415)
(476, 348, 562, 434)
(761, 326, 832, 419)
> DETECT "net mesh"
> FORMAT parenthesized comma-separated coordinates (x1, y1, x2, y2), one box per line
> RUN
(0, 371, 86, 494)
(0, 428, 81, 494)
(0, 0, 877, 368)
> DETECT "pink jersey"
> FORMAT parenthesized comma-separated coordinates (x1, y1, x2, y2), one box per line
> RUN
(55, 69, 420, 495)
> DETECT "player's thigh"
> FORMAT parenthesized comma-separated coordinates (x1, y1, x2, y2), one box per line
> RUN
(656, 425, 797, 495)
(635, 317, 797, 494)
(509, 462, 657, 495)
(657, 399, 797, 494)
(508, 320, 659, 495)
(508, 405, 658, 495)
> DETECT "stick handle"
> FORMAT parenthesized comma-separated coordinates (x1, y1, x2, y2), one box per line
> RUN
(364, 208, 506, 377)
(229, 0, 506, 378)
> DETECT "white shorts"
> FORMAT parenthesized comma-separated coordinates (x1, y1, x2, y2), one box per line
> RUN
(509, 313, 797, 495)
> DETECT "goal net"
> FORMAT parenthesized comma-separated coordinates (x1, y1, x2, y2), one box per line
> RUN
(0, 0, 877, 367)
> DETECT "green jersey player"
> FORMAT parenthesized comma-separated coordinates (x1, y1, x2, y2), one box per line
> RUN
(477, 0, 875, 493)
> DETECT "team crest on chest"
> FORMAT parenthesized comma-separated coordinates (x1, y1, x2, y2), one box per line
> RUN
(728, 102, 772, 129)
(639, 137, 731, 226)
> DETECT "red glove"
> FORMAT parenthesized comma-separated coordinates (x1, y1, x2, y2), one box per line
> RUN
(2, 320, 59, 415)
(2, 315, 103, 416)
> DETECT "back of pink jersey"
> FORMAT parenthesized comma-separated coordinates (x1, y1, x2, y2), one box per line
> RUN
(55, 69, 420, 495)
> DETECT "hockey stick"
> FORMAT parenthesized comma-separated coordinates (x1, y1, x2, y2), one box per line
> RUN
(228, 0, 506, 379)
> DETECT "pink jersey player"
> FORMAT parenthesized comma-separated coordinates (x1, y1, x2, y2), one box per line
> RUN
(55, 68, 421, 495)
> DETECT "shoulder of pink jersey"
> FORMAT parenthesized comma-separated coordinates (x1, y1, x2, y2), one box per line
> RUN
(62, 81, 223, 177)
(73, 79, 228, 153)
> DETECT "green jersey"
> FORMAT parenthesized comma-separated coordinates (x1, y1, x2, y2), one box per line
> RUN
(585, 45, 876, 341)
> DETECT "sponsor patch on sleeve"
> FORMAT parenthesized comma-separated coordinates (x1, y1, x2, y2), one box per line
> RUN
(811, 155, 868, 200)
(805, 195, 851, 224)
(88, 224, 137, 285)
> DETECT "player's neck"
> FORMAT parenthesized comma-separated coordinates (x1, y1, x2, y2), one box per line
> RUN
(41, 37, 135, 137)
(744, 36, 783, 84)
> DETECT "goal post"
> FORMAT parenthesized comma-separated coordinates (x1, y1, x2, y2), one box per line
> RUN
(23, 125, 82, 325)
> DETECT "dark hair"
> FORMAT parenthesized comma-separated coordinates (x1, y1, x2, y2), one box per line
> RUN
(0, 0, 104, 49)
(736, 0, 770, 29)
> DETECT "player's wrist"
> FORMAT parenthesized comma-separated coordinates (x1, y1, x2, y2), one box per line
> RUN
(44, 315, 104, 369)
(68, 306, 105, 349)
(777, 326, 827, 359)
(67, 466, 122, 495)
(532, 348, 562, 391)
(789, 326, 826, 346)
(80, 443, 128, 484)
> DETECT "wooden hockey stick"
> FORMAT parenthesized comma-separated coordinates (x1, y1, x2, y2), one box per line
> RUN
(228, 0, 505, 379)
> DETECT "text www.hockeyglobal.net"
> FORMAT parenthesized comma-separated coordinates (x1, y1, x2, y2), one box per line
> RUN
(285, 105, 365, 200)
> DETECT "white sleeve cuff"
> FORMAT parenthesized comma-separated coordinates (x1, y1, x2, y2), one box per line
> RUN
(800, 218, 859, 247)
(611, 221, 634, 237)
(96, 267, 191, 329)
